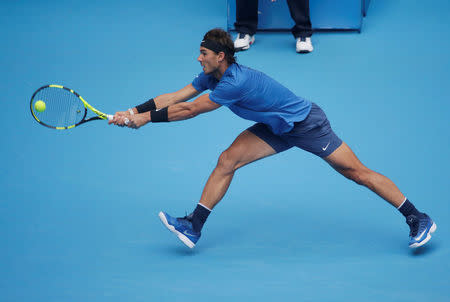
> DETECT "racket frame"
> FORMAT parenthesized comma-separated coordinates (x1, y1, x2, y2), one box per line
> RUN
(30, 84, 111, 130)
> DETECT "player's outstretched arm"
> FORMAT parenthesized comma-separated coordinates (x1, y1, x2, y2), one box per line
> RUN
(109, 84, 200, 125)
(166, 93, 220, 121)
(153, 84, 200, 109)
(125, 93, 220, 129)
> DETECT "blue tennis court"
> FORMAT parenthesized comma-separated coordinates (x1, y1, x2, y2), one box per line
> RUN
(1, 1, 449, 301)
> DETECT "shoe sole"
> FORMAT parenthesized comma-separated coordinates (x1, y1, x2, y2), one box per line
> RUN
(409, 222, 437, 248)
(158, 212, 195, 249)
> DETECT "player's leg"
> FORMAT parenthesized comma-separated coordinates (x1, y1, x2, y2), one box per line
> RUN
(198, 129, 277, 209)
(323, 142, 436, 248)
(323, 142, 405, 207)
(159, 125, 287, 248)
(286, 103, 406, 207)
(287, 103, 436, 248)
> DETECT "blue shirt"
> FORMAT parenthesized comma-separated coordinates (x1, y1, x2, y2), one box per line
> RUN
(191, 63, 311, 135)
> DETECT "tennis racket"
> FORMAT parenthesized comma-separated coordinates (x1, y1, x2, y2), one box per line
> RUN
(30, 84, 127, 130)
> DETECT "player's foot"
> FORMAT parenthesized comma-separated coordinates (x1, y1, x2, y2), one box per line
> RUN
(296, 37, 313, 53)
(406, 213, 437, 248)
(158, 211, 200, 248)
(234, 33, 255, 51)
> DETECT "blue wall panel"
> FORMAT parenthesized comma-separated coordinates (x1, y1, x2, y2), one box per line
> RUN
(227, 0, 363, 32)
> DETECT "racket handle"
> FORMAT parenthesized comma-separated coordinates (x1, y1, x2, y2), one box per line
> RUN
(106, 114, 128, 125)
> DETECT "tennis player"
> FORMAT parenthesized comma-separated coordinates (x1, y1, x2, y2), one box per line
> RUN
(110, 28, 436, 250)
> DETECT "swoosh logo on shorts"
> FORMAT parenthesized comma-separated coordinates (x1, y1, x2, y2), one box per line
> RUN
(322, 141, 331, 151)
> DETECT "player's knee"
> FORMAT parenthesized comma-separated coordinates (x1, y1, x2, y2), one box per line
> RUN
(346, 168, 371, 187)
(217, 150, 240, 174)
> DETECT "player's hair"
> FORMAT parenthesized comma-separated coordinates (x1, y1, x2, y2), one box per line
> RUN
(203, 28, 236, 65)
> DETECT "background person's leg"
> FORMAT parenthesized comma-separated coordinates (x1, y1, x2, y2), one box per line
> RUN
(287, 0, 312, 38)
(234, 0, 258, 35)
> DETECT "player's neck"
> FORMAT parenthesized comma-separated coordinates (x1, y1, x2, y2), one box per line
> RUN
(212, 63, 230, 80)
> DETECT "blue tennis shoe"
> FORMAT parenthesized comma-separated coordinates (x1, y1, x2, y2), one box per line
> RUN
(158, 211, 200, 248)
(406, 213, 437, 248)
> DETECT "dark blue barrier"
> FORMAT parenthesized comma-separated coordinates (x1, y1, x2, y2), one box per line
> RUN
(227, 0, 365, 32)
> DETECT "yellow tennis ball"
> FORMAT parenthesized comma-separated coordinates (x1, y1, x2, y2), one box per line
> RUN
(35, 100, 46, 112)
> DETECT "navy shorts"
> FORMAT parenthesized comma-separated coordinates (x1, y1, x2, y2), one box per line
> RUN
(247, 103, 342, 158)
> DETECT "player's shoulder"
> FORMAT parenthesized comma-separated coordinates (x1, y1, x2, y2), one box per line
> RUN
(220, 63, 247, 86)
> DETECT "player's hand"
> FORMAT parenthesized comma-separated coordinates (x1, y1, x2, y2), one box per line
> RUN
(109, 110, 132, 126)
(126, 112, 150, 129)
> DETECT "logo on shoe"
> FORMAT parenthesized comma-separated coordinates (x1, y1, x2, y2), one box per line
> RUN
(183, 230, 197, 237)
(414, 229, 427, 241)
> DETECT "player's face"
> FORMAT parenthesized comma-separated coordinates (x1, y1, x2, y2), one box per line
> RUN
(198, 47, 220, 74)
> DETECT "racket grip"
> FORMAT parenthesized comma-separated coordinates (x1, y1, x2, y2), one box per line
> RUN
(106, 114, 128, 125)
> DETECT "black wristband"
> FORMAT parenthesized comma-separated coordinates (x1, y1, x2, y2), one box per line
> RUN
(150, 107, 169, 122)
(135, 98, 156, 113)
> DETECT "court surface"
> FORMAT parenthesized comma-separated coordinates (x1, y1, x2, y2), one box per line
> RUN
(1, 1, 449, 301)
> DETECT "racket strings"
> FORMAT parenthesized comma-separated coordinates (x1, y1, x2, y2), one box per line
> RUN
(32, 87, 86, 128)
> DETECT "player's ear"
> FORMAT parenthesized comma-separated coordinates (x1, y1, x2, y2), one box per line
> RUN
(217, 51, 226, 63)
